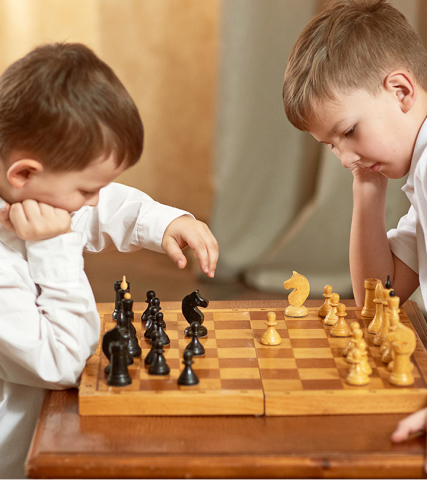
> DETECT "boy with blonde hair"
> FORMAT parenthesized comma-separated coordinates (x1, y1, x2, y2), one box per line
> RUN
(0, 42, 218, 478)
(283, 0, 427, 466)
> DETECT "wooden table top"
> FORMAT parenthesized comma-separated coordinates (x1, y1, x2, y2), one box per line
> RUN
(25, 299, 427, 479)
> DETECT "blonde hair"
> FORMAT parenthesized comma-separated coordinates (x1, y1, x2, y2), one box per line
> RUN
(283, 0, 427, 131)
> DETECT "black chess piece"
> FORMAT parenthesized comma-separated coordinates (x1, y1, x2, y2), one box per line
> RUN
(103, 303, 134, 374)
(155, 312, 170, 346)
(185, 322, 205, 356)
(385, 275, 392, 289)
(107, 340, 132, 387)
(178, 350, 199, 386)
(123, 293, 137, 336)
(112, 277, 131, 320)
(144, 305, 160, 338)
(119, 299, 141, 358)
(182, 290, 209, 337)
(145, 331, 160, 365)
(141, 290, 156, 322)
(148, 340, 170, 375)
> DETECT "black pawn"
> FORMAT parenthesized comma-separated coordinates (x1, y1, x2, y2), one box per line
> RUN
(145, 331, 160, 365)
(107, 341, 132, 387)
(385, 275, 392, 289)
(185, 322, 205, 356)
(155, 312, 170, 346)
(144, 305, 160, 338)
(148, 340, 170, 375)
(141, 290, 156, 322)
(178, 350, 199, 386)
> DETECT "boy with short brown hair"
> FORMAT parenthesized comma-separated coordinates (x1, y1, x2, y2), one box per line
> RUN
(282, 0, 427, 465)
(0, 42, 218, 478)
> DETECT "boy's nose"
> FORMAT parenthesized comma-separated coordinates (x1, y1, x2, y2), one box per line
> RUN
(339, 149, 359, 169)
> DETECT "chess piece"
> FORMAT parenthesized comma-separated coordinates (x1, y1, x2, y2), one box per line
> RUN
(389, 340, 415, 386)
(260, 312, 282, 345)
(323, 292, 339, 326)
(148, 340, 170, 375)
(155, 312, 170, 346)
(182, 290, 209, 337)
(107, 340, 132, 387)
(284, 271, 310, 317)
(343, 322, 360, 356)
(373, 286, 391, 346)
(358, 339, 373, 376)
(178, 350, 199, 386)
(381, 292, 401, 364)
(330, 303, 352, 337)
(346, 348, 370, 386)
(102, 302, 134, 374)
(361, 278, 378, 318)
(345, 328, 364, 364)
(367, 280, 384, 334)
(118, 297, 141, 358)
(185, 322, 205, 356)
(123, 292, 137, 336)
(112, 275, 130, 320)
(386, 293, 416, 373)
(144, 305, 160, 338)
(318, 285, 333, 317)
(141, 290, 156, 322)
(145, 331, 160, 365)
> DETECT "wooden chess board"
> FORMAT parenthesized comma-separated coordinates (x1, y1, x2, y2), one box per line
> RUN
(78, 302, 427, 416)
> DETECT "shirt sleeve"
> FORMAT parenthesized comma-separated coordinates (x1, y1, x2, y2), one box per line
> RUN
(75, 183, 193, 254)
(0, 232, 100, 389)
(387, 205, 419, 274)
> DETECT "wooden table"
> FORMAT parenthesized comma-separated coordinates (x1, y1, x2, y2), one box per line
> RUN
(25, 300, 427, 479)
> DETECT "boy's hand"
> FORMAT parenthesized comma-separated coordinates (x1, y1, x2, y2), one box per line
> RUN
(162, 216, 219, 278)
(1, 199, 71, 241)
(349, 162, 388, 187)
(0, 201, 14, 232)
(391, 408, 427, 471)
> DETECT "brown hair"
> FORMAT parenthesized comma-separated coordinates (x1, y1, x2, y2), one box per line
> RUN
(283, 0, 427, 131)
(0, 43, 143, 171)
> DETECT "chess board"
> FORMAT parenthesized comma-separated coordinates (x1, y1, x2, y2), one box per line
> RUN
(78, 302, 427, 416)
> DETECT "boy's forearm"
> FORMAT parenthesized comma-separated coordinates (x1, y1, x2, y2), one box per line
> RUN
(350, 176, 394, 305)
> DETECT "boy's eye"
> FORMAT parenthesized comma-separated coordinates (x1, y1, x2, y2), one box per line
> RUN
(329, 144, 335, 150)
(345, 126, 355, 137)
(80, 190, 95, 197)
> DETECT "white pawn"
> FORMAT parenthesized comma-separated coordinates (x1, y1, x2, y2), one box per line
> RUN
(260, 312, 282, 346)
(347, 348, 370, 386)
(324, 292, 339, 326)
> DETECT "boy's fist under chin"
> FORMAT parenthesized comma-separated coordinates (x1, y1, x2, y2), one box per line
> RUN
(1, 199, 71, 241)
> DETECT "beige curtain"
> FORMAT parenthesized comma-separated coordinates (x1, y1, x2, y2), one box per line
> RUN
(211, 0, 422, 302)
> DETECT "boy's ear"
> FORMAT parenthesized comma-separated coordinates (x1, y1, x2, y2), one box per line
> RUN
(6, 159, 44, 189)
(384, 71, 417, 113)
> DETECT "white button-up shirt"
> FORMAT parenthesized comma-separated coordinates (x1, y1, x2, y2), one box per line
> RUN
(388, 118, 427, 307)
(0, 182, 188, 478)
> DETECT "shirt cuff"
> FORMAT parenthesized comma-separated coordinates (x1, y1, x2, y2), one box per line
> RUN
(136, 204, 194, 253)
